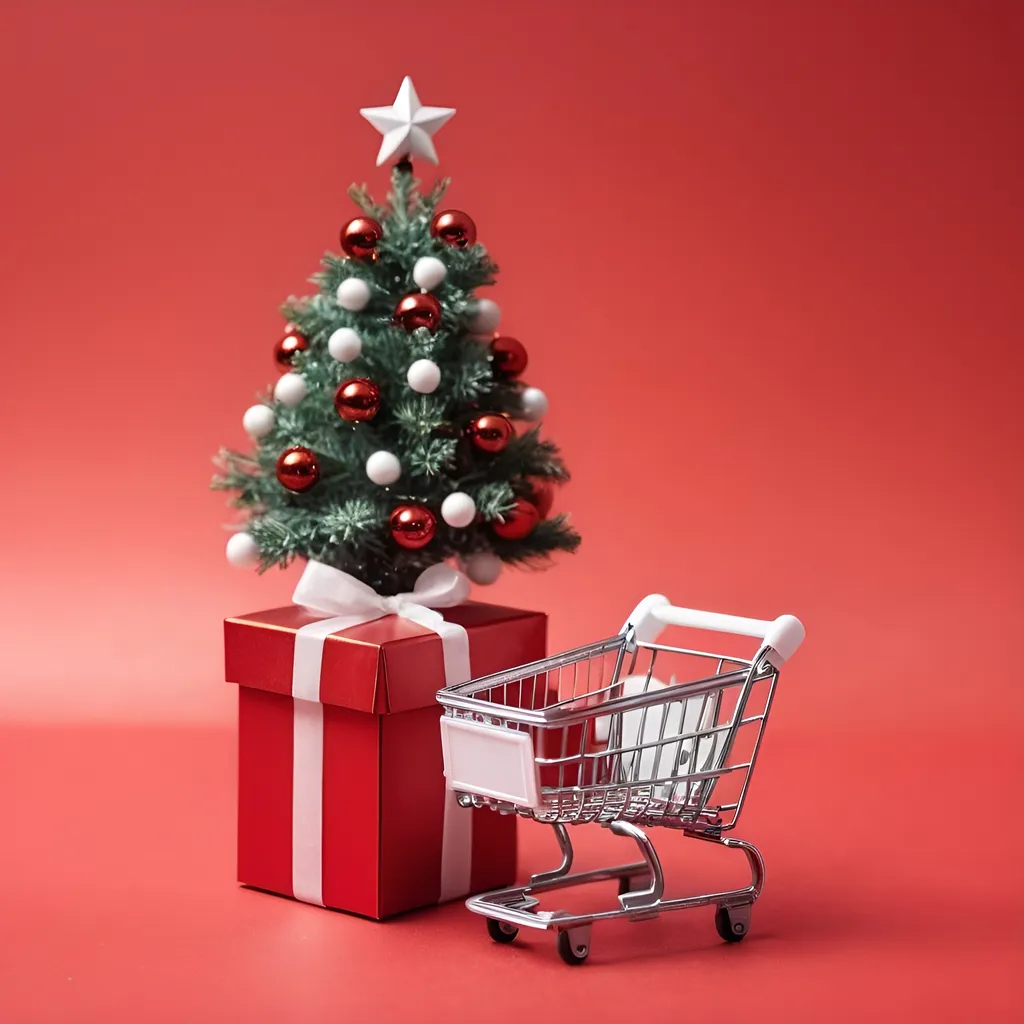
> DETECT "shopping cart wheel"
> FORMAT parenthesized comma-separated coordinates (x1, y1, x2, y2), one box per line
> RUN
(715, 904, 750, 943)
(485, 918, 519, 944)
(556, 927, 591, 966)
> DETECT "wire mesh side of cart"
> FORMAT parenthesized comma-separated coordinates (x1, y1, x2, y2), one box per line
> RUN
(438, 632, 780, 832)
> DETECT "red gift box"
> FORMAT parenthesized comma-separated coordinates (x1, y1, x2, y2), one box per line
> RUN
(224, 600, 546, 919)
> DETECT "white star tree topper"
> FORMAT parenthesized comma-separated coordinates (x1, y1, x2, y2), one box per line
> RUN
(360, 77, 455, 166)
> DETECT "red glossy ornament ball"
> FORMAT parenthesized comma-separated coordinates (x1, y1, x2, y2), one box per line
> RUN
(430, 209, 477, 249)
(276, 446, 320, 493)
(492, 498, 540, 540)
(274, 330, 309, 372)
(339, 217, 383, 259)
(530, 480, 554, 518)
(490, 336, 528, 377)
(389, 504, 437, 549)
(466, 413, 513, 454)
(334, 378, 381, 422)
(394, 292, 442, 333)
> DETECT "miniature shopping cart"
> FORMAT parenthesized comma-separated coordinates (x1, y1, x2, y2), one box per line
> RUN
(437, 594, 805, 964)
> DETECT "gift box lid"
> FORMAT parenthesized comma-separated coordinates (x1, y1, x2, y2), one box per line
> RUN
(225, 602, 545, 715)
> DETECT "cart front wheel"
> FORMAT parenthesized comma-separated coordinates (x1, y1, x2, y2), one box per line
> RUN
(715, 904, 750, 943)
(556, 929, 590, 965)
(486, 918, 518, 944)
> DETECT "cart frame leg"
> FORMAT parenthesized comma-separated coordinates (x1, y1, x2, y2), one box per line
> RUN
(530, 822, 574, 886)
(608, 821, 664, 912)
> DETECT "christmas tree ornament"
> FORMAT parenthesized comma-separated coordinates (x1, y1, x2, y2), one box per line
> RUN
(328, 326, 362, 362)
(276, 446, 320, 492)
(430, 210, 477, 249)
(412, 255, 447, 291)
(530, 480, 555, 518)
(360, 76, 455, 166)
(225, 531, 261, 569)
(492, 497, 540, 540)
(490, 336, 528, 377)
(440, 491, 476, 528)
(462, 551, 502, 585)
(467, 298, 501, 335)
(242, 404, 275, 438)
(340, 217, 383, 259)
(519, 386, 549, 421)
(466, 413, 513, 453)
(274, 372, 308, 408)
(337, 277, 372, 311)
(394, 291, 442, 332)
(365, 450, 401, 486)
(389, 504, 437, 549)
(274, 330, 309, 371)
(406, 358, 441, 394)
(334, 378, 381, 422)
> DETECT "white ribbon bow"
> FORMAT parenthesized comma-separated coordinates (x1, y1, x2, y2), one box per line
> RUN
(290, 560, 473, 703)
(292, 560, 471, 628)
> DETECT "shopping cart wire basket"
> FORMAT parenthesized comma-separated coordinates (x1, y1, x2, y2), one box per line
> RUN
(437, 594, 805, 964)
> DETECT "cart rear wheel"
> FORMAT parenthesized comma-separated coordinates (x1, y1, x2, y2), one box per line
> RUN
(715, 905, 749, 943)
(556, 929, 590, 965)
(486, 918, 518, 944)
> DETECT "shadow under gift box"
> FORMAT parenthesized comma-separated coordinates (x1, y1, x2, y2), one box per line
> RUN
(225, 601, 546, 919)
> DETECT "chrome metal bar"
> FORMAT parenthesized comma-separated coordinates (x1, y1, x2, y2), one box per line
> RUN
(609, 821, 665, 911)
(440, 635, 626, 697)
(466, 835, 766, 933)
(721, 669, 778, 831)
(529, 822, 574, 886)
(634, 639, 753, 666)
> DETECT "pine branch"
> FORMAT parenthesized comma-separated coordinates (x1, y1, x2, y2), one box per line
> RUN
(393, 396, 449, 435)
(419, 177, 449, 213)
(347, 183, 384, 219)
(489, 514, 581, 563)
(320, 499, 385, 542)
(407, 438, 457, 477)
(473, 481, 516, 519)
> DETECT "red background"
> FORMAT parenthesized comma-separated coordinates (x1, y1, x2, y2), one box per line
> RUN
(1, 1, 1021, 1020)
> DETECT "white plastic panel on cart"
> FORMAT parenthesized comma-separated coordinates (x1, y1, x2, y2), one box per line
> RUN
(440, 717, 541, 808)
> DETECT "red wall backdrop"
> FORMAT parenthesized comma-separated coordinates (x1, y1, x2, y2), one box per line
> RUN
(1, 0, 1021, 727)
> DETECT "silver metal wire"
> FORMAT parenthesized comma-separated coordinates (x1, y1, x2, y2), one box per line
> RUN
(437, 628, 780, 832)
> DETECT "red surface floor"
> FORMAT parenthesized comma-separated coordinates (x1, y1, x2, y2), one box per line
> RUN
(1, 726, 1019, 1022)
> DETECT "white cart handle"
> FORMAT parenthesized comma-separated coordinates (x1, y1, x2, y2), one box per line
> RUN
(623, 595, 805, 665)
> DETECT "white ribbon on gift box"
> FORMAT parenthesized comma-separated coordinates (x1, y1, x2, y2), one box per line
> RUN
(289, 560, 473, 908)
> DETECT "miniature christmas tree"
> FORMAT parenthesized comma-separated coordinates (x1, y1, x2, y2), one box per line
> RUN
(214, 78, 580, 596)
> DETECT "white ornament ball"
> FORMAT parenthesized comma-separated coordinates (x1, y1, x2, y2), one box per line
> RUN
(336, 277, 371, 311)
(467, 298, 501, 335)
(242, 404, 275, 438)
(520, 386, 549, 421)
(365, 451, 402, 486)
(406, 358, 441, 394)
(413, 256, 448, 291)
(226, 532, 261, 569)
(462, 552, 502, 586)
(273, 372, 308, 408)
(328, 327, 362, 362)
(441, 492, 477, 528)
